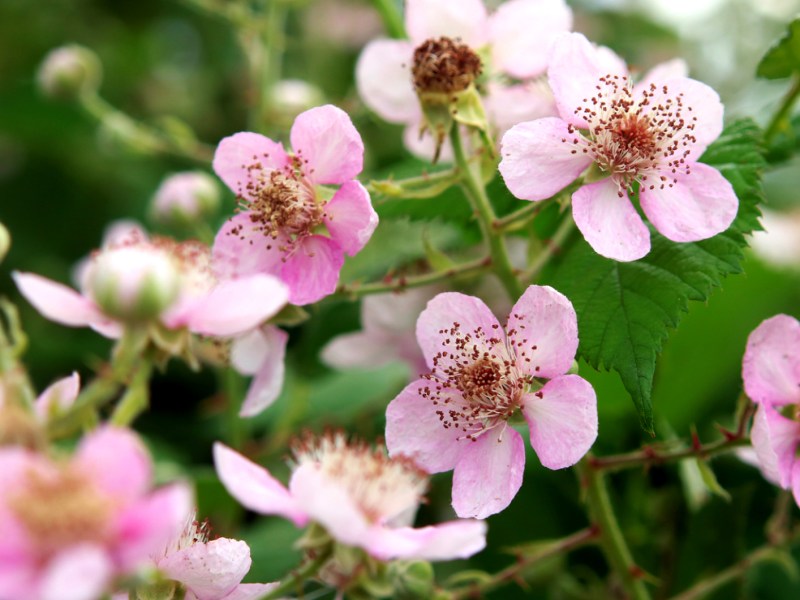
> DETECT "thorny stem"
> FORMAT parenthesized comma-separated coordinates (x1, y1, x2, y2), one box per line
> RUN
(450, 126, 523, 299)
(577, 457, 652, 600)
(370, 0, 405, 39)
(524, 211, 575, 282)
(450, 527, 599, 599)
(764, 74, 800, 145)
(257, 548, 333, 600)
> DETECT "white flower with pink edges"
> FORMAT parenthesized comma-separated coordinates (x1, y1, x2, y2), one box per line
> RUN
(499, 32, 738, 262)
(385, 285, 597, 519)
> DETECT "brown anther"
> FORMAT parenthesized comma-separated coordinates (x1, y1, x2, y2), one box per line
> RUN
(411, 36, 482, 94)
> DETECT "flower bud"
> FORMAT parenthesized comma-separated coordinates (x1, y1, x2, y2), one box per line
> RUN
(151, 172, 220, 227)
(388, 560, 435, 599)
(0, 222, 9, 265)
(87, 246, 181, 322)
(265, 79, 326, 129)
(37, 45, 102, 101)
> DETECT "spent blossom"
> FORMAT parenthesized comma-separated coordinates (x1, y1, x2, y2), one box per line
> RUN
(499, 32, 738, 262)
(212, 104, 378, 305)
(386, 285, 598, 518)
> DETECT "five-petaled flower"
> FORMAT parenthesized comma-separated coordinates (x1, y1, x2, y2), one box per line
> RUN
(385, 285, 597, 519)
(212, 104, 378, 305)
(499, 32, 738, 262)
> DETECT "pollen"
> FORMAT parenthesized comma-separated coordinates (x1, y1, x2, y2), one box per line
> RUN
(411, 36, 482, 94)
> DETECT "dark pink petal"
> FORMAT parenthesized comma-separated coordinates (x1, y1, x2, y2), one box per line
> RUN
(451, 427, 525, 518)
(572, 180, 651, 262)
(548, 32, 627, 128)
(385, 379, 466, 473)
(39, 545, 112, 600)
(522, 375, 597, 469)
(290, 105, 364, 185)
(489, 0, 572, 79)
(405, 0, 488, 46)
(212, 132, 289, 197)
(416, 292, 502, 373)
(35, 372, 80, 420)
(356, 39, 420, 123)
(499, 117, 592, 201)
(237, 327, 288, 417)
(324, 181, 378, 257)
(212, 213, 287, 280)
(213, 443, 307, 526)
(75, 427, 152, 501)
(364, 520, 487, 561)
(743, 314, 800, 406)
(507, 285, 578, 379)
(13, 272, 104, 328)
(639, 163, 737, 243)
(281, 235, 345, 305)
(751, 404, 800, 489)
(159, 538, 251, 600)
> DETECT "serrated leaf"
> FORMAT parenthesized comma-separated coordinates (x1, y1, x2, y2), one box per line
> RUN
(757, 18, 800, 80)
(549, 120, 764, 433)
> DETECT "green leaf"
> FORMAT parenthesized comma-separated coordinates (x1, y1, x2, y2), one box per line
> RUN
(695, 458, 732, 502)
(757, 18, 800, 79)
(549, 120, 764, 433)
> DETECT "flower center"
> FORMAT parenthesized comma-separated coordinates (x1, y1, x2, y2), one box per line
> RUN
(566, 74, 698, 194)
(411, 36, 482, 94)
(246, 169, 323, 237)
(292, 432, 427, 524)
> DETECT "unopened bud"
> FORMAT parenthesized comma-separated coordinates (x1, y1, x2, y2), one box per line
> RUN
(151, 172, 220, 226)
(266, 79, 326, 129)
(388, 560, 435, 599)
(37, 45, 102, 100)
(88, 246, 181, 322)
(0, 222, 9, 265)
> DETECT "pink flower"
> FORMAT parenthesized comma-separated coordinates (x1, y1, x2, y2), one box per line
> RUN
(742, 315, 800, 505)
(213, 433, 486, 563)
(0, 427, 192, 600)
(499, 32, 738, 262)
(385, 285, 597, 519)
(356, 0, 571, 158)
(212, 104, 378, 305)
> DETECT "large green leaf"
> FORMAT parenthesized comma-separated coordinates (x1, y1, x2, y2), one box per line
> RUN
(549, 120, 764, 433)
(757, 18, 800, 80)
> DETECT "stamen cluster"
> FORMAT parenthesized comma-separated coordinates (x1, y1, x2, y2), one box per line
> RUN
(411, 36, 482, 94)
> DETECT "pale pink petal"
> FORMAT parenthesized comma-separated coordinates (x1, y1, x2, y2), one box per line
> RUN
(640, 163, 737, 243)
(485, 81, 556, 135)
(281, 235, 345, 305)
(751, 404, 800, 489)
(405, 0, 488, 46)
(363, 287, 438, 333)
(356, 39, 420, 123)
(213, 443, 307, 526)
(323, 181, 378, 256)
(40, 545, 112, 600)
(13, 272, 104, 328)
(499, 117, 593, 201)
(386, 379, 466, 473)
(451, 428, 525, 518)
(212, 213, 287, 280)
(176, 275, 289, 337)
(489, 0, 572, 79)
(402, 123, 454, 163)
(220, 583, 280, 600)
(35, 372, 80, 420)
(415, 292, 502, 373)
(572, 179, 651, 262)
(321, 331, 398, 370)
(522, 375, 597, 469)
(75, 427, 152, 501)
(507, 285, 578, 379)
(159, 538, 251, 600)
(635, 58, 688, 91)
(290, 105, 364, 185)
(548, 32, 627, 128)
(239, 328, 288, 417)
(212, 132, 290, 197)
(364, 520, 487, 561)
(743, 315, 800, 406)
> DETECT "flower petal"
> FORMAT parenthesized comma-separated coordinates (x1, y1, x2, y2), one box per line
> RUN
(290, 105, 364, 185)
(499, 117, 592, 201)
(13, 272, 104, 328)
(451, 427, 525, 518)
(405, 0, 488, 46)
(75, 427, 152, 501)
(321, 331, 398, 370)
(364, 520, 487, 561)
(639, 163, 737, 243)
(485, 81, 557, 135)
(35, 372, 80, 420)
(572, 179, 651, 261)
(386, 379, 466, 473)
(238, 327, 288, 417)
(213, 443, 307, 526)
(159, 538, 251, 600)
(743, 314, 800, 406)
(219, 584, 280, 600)
(212, 213, 287, 280)
(751, 404, 800, 489)
(323, 180, 378, 256)
(212, 132, 289, 197)
(281, 235, 345, 305)
(522, 374, 597, 469)
(635, 58, 688, 91)
(356, 39, 419, 123)
(489, 0, 572, 79)
(40, 545, 113, 600)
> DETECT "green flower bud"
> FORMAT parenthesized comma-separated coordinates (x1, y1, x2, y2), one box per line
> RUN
(388, 560, 435, 599)
(37, 45, 102, 101)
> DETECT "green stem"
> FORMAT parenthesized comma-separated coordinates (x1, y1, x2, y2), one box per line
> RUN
(765, 74, 800, 145)
(257, 549, 333, 600)
(450, 127, 522, 299)
(47, 374, 122, 439)
(243, 0, 287, 132)
(523, 211, 575, 282)
(577, 457, 652, 600)
(110, 360, 154, 427)
(370, 0, 405, 38)
(221, 368, 248, 450)
(335, 256, 491, 298)
(492, 201, 545, 232)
